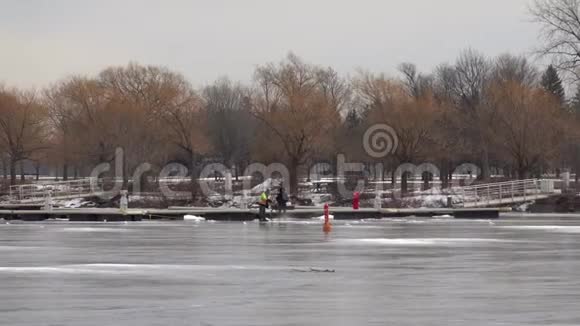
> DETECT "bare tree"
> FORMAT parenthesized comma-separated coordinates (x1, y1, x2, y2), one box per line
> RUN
(453, 48, 491, 110)
(531, 0, 580, 80)
(44, 78, 87, 180)
(398, 63, 434, 99)
(354, 71, 442, 192)
(157, 86, 208, 201)
(353, 70, 405, 112)
(492, 54, 538, 86)
(313, 66, 352, 169)
(253, 54, 341, 193)
(316, 67, 351, 112)
(98, 64, 189, 188)
(452, 49, 495, 180)
(203, 78, 254, 172)
(50, 77, 108, 164)
(0, 88, 48, 184)
(489, 81, 564, 178)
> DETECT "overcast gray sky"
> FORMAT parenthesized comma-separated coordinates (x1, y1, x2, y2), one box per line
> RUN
(1, 0, 540, 88)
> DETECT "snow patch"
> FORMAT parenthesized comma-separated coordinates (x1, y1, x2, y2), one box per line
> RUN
(339, 238, 519, 246)
(498, 225, 580, 233)
(184, 215, 205, 222)
(514, 202, 533, 212)
(60, 227, 129, 233)
(55, 198, 96, 208)
(313, 214, 334, 220)
(432, 214, 453, 219)
(309, 193, 333, 206)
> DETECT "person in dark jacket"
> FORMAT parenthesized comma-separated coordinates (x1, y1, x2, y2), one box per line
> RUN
(275, 187, 288, 213)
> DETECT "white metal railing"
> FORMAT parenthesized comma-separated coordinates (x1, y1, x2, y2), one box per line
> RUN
(9, 178, 100, 203)
(458, 179, 556, 207)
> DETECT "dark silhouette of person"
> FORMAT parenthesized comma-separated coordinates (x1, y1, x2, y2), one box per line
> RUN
(276, 187, 288, 213)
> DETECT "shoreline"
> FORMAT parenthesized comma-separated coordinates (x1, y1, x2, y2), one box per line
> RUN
(0, 206, 506, 222)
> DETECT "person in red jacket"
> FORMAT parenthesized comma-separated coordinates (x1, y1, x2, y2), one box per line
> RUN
(352, 191, 360, 210)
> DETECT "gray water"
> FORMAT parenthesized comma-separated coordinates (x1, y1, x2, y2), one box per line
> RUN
(1, 216, 580, 326)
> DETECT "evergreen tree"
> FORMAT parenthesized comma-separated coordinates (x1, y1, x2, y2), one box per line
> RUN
(541, 65, 565, 104)
(345, 108, 361, 129)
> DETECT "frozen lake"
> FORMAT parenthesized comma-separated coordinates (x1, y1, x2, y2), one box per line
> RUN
(1, 216, 580, 325)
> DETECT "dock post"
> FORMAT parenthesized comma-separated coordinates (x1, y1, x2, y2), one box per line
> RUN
(89, 177, 97, 194)
(511, 182, 515, 201)
(225, 170, 233, 200)
(241, 190, 248, 209)
(43, 190, 53, 211)
(487, 184, 491, 206)
(562, 171, 570, 191)
(374, 191, 381, 209)
(120, 190, 128, 213)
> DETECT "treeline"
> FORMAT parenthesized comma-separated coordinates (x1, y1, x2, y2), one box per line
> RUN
(1, 49, 579, 196)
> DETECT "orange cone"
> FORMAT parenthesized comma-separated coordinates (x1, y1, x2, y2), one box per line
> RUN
(323, 203, 332, 233)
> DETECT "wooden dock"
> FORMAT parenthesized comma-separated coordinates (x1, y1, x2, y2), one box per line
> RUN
(0, 206, 504, 221)
(0, 203, 44, 210)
